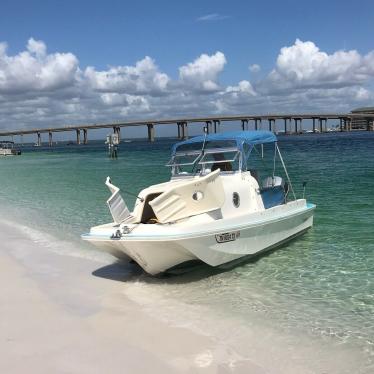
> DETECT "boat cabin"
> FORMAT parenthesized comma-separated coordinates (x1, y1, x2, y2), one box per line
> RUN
(167, 131, 290, 209)
(0, 141, 21, 156)
(107, 131, 292, 226)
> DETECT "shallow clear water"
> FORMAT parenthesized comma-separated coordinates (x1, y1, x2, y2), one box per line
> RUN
(1, 132, 373, 371)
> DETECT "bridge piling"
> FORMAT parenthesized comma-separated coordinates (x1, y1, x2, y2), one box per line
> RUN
(205, 121, 213, 134)
(37, 132, 41, 147)
(213, 120, 220, 133)
(268, 119, 276, 132)
(83, 129, 88, 144)
(284, 118, 291, 134)
(48, 131, 53, 147)
(318, 118, 322, 133)
(76, 129, 81, 145)
(294, 118, 299, 134)
(147, 124, 155, 142)
(181, 122, 188, 139)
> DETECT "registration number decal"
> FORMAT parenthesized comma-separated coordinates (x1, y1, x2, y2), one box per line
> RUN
(215, 231, 240, 243)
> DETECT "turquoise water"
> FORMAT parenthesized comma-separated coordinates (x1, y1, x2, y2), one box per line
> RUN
(1, 132, 373, 371)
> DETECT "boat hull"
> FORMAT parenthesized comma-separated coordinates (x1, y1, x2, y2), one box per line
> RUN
(83, 201, 315, 275)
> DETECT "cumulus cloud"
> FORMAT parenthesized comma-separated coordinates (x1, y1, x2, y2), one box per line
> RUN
(100, 92, 150, 113)
(226, 80, 257, 96)
(27, 38, 47, 57)
(249, 64, 261, 73)
(0, 38, 374, 132)
(0, 38, 79, 94)
(179, 51, 226, 92)
(261, 39, 374, 92)
(84, 56, 169, 95)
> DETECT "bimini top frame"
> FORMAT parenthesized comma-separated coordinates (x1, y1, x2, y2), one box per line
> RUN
(172, 130, 276, 154)
(170, 130, 277, 172)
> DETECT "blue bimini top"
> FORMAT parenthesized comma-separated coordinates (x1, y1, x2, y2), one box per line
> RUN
(172, 130, 277, 155)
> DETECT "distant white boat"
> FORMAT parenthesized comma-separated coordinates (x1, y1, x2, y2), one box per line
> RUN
(0, 141, 21, 156)
(82, 131, 315, 275)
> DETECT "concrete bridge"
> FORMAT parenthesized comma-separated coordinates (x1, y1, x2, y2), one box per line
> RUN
(0, 113, 373, 146)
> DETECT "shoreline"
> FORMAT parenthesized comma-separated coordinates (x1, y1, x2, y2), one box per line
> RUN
(1, 219, 267, 373)
(0, 218, 367, 373)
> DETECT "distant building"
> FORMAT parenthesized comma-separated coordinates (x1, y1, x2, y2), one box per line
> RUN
(351, 107, 374, 130)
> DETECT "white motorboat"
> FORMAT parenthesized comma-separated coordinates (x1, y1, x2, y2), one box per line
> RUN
(82, 130, 315, 275)
(0, 141, 21, 156)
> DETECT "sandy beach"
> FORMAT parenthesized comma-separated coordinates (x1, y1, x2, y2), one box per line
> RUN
(0, 219, 266, 374)
(0, 218, 365, 374)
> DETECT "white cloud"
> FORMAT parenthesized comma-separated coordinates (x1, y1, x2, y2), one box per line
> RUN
(100, 92, 150, 111)
(353, 87, 371, 101)
(179, 51, 226, 92)
(226, 80, 257, 96)
(0, 38, 374, 132)
(249, 64, 261, 73)
(27, 38, 47, 57)
(0, 38, 78, 94)
(196, 14, 230, 22)
(84, 56, 169, 95)
(262, 39, 374, 91)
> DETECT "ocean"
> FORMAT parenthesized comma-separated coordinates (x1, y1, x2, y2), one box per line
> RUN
(1, 131, 373, 372)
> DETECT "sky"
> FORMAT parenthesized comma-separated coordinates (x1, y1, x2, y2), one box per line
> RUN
(1, 0, 374, 137)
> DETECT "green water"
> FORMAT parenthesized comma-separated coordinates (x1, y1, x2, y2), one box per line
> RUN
(1, 132, 373, 371)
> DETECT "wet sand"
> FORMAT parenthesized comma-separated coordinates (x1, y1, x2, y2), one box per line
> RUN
(0, 221, 268, 374)
(0, 220, 363, 373)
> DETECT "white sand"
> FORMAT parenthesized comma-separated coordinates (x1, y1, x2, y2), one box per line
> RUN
(0, 220, 365, 373)
(0, 221, 267, 373)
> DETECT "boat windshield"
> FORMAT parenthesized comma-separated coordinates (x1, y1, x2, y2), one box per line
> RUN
(0, 141, 14, 149)
(198, 148, 239, 173)
(167, 141, 241, 176)
(168, 130, 280, 178)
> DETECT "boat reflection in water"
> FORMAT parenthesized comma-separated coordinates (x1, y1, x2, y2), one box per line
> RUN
(82, 130, 315, 275)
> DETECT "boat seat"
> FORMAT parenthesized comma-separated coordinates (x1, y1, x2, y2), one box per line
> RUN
(211, 162, 232, 172)
(260, 176, 286, 209)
